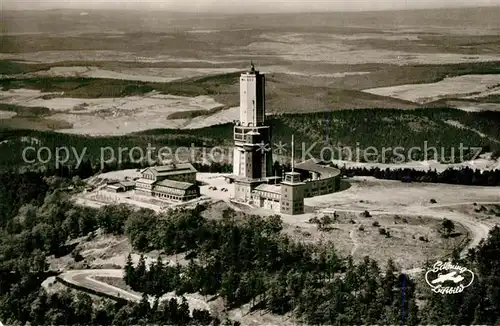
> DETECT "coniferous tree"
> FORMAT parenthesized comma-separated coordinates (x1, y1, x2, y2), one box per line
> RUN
(134, 255, 147, 292)
(124, 253, 135, 288)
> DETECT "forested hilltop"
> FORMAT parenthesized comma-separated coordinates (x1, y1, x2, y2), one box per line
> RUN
(2, 108, 500, 171)
(0, 170, 499, 325)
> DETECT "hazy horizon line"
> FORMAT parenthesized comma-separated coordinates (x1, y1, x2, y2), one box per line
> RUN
(3, 4, 500, 14)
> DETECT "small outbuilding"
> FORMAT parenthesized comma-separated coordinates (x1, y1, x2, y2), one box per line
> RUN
(106, 180, 136, 193)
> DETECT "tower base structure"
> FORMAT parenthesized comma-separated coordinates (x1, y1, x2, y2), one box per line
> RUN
(233, 178, 265, 203)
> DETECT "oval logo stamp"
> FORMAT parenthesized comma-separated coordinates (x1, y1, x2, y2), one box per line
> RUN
(425, 260, 474, 294)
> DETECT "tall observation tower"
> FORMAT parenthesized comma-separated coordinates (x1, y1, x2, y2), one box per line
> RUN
(232, 62, 274, 201)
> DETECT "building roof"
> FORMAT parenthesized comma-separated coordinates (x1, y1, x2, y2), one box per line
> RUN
(155, 179, 196, 190)
(142, 163, 197, 177)
(230, 175, 269, 184)
(294, 159, 341, 178)
(254, 184, 281, 194)
(135, 178, 155, 185)
(264, 176, 282, 183)
(107, 184, 124, 189)
(120, 181, 136, 187)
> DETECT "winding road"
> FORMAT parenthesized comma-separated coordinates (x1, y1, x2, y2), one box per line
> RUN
(58, 269, 210, 312)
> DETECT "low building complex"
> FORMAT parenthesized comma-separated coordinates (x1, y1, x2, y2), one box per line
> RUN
(295, 159, 341, 198)
(135, 163, 200, 202)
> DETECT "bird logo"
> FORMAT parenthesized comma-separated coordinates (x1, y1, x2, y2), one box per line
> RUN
(425, 260, 474, 294)
(430, 271, 464, 284)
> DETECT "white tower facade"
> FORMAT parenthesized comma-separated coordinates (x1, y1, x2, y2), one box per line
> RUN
(239, 69, 265, 127)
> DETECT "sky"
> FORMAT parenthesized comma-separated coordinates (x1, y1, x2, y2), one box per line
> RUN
(3, 0, 500, 12)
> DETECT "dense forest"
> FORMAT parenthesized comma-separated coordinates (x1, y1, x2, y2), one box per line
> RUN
(0, 169, 499, 325)
(339, 166, 500, 186)
(0, 71, 241, 99)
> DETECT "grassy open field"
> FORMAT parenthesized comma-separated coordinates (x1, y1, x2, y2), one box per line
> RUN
(284, 210, 468, 269)
(1, 63, 500, 137)
(2, 60, 500, 134)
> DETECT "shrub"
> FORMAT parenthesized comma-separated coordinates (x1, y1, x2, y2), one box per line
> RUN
(440, 218, 455, 238)
(379, 228, 387, 235)
(308, 217, 319, 224)
(320, 215, 333, 225)
(430, 199, 437, 204)
(361, 210, 371, 218)
(372, 221, 380, 227)
(71, 248, 84, 262)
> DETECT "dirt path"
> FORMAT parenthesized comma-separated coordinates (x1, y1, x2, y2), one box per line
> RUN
(428, 201, 500, 209)
(444, 120, 500, 144)
(349, 228, 359, 256)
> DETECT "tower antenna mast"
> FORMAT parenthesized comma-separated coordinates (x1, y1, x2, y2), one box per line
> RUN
(291, 134, 294, 173)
